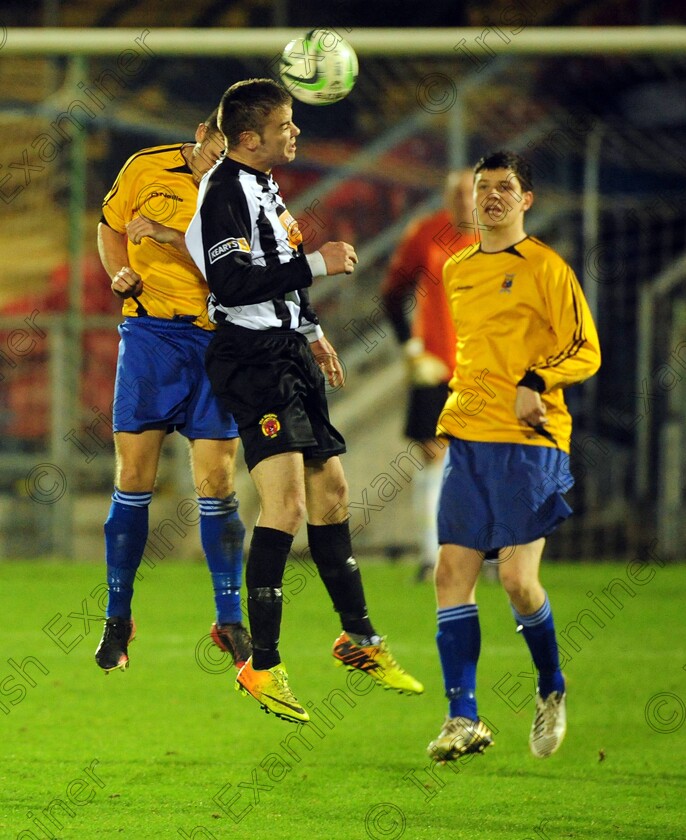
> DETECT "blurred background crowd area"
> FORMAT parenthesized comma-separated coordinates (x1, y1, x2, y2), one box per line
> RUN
(1, 1, 686, 560)
(2, 0, 685, 28)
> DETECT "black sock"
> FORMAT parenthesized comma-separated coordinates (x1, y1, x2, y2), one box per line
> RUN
(307, 521, 375, 638)
(246, 526, 292, 670)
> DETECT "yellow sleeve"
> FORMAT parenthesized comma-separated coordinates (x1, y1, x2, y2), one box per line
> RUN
(101, 157, 137, 234)
(526, 260, 601, 392)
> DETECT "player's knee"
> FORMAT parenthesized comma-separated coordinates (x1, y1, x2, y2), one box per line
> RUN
(310, 457, 348, 509)
(434, 556, 457, 594)
(200, 468, 232, 498)
(263, 494, 307, 533)
(321, 482, 348, 515)
(499, 570, 537, 607)
(435, 550, 479, 601)
(285, 497, 308, 531)
(333, 475, 349, 505)
(115, 463, 155, 492)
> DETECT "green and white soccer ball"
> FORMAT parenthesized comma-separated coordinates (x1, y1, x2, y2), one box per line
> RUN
(279, 28, 358, 106)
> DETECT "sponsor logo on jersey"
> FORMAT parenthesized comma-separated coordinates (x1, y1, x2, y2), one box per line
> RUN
(500, 273, 515, 293)
(145, 191, 183, 202)
(259, 413, 281, 438)
(208, 237, 250, 264)
(279, 209, 303, 249)
(132, 183, 185, 223)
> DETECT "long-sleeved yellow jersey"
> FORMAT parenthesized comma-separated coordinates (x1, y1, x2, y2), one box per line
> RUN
(437, 236, 601, 453)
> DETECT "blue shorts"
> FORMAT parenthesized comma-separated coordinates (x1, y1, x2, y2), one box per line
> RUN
(437, 438, 574, 551)
(112, 317, 238, 439)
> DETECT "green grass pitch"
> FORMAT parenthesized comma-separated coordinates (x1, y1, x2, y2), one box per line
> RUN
(1, 557, 685, 839)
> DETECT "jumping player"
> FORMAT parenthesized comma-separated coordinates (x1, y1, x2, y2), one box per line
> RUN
(186, 79, 424, 723)
(95, 110, 252, 674)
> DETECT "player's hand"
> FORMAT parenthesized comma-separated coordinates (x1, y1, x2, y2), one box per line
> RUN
(404, 340, 451, 386)
(408, 352, 451, 386)
(318, 241, 358, 276)
(515, 385, 547, 427)
(126, 214, 181, 246)
(111, 266, 143, 299)
(310, 336, 345, 388)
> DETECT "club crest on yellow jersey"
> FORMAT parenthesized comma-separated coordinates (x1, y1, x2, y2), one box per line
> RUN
(500, 273, 515, 293)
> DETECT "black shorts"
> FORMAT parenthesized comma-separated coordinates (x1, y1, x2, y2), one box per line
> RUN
(205, 324, 346, 472)
(404, 383, 451, 441)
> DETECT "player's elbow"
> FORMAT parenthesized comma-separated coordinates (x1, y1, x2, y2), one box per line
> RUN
(588, 343, 602, 376)
(207, 274, 244, 308)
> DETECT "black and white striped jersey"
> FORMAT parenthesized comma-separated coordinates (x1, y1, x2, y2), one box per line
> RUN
(186, 157, 323, 339)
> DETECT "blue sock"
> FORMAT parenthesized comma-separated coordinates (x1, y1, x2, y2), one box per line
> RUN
(436, 603, 480, 720)
(104, 488, 152, 619)
(198, 495, 246, 625)
(512, 593, 565, 698)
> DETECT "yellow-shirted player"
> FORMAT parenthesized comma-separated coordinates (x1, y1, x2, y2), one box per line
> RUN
(94, 111, 252, 676)
(428, 151, 601, 763)
(438, 235, 599, 451)
(102, 140, 213, 328)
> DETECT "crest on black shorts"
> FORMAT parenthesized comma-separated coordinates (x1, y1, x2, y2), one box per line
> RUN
(259, 413, 281, 438)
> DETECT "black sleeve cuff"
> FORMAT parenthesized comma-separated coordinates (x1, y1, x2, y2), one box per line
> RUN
(517, 370, 546, 393)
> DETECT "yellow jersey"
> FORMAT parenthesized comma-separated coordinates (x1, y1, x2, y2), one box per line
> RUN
(102, 143, 213, 330)
(437, 236, 601, 453)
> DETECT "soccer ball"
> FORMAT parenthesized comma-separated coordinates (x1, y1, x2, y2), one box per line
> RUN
(279, 28, 358, 106)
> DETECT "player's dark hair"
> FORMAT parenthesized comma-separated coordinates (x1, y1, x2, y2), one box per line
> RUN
(218, 79, 292, 149)
(474, 150, 534, 193)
